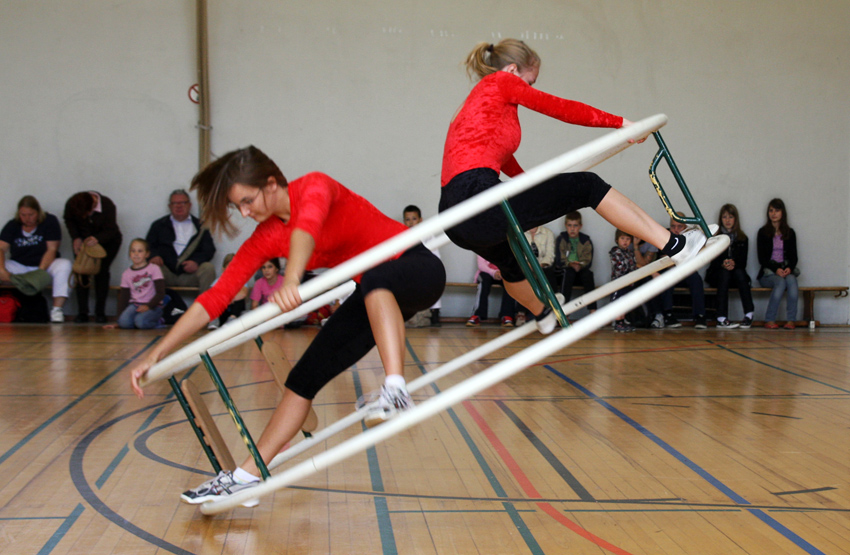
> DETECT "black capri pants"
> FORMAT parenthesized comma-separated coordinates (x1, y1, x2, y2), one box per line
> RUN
(285, 243, 446, 400)
(439, 168, 611, 282)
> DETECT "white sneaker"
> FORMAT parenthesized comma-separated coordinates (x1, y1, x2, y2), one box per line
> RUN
(181, 470, 260, 507)
(535, 293, 565, 335)
(650, 314, 664, 329)
(671, 224, 718, 265)
(50, 307, 65, 323)
(360, 385, 414, 428)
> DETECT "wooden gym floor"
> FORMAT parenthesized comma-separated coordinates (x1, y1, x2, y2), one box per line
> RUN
(1, 322, 849, 554)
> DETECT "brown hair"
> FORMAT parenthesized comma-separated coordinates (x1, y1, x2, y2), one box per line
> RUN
(64, 192, 96, 223)
(464, 39, 540, 81)
(128, 238, 150, 253)
(15, 195, 46, 224)
(615, 229, 632, 242)
(190, 146, 287, 237)
(759, 198, 790, 239)
(717, 203, 747, 241)
(565, 211, 582, 225)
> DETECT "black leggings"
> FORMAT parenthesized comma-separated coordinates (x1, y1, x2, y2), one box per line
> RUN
(284, 244, 445, 400)
(439, 168, 611, 282)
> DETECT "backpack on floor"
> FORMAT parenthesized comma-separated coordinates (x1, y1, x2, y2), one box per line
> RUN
(0, 293, 21, 323)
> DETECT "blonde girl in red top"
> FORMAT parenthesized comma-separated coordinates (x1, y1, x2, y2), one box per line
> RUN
(440, 39, 709, 331)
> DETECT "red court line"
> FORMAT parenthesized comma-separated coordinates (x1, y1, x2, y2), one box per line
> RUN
(463, 401, 636, 555)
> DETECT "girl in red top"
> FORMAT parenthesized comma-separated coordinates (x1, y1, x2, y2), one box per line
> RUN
(440, 39, 708, 330)
(130, 146, 445, 506)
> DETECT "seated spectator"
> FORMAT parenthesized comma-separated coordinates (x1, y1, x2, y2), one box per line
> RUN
(514, 225, 556, 326)
(639, 214, 706, 328)
(554, 211, 597, 313)
(706, 204, 753, 329)
(609, 230, 637, 332)
(467, 256, 517, 327)
(208, 253, 248, 329)
(248, 258, 283, 310)
(403, 204, 443, 327)
(146, 189, 216, 295)
(64, 191, 123, 323)
(103, 239, 165, 329)
(0, 195, 72, 323)
(757, 198, 799, 329)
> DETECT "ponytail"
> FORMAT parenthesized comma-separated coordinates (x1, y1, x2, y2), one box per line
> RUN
(464, 38, 540, 81)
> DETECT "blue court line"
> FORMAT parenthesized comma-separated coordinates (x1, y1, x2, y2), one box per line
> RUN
(709, 341, 850, 394)
(546, 364, 827, 555)
(37, 504, 85, 555)
(0, 337, 160, 467)
(406, 341, 544, 555)
(351, 369, 397, 555)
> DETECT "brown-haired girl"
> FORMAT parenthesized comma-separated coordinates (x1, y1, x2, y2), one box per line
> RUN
(706, 204, 754, 328)
(757, 198, 798, 329)
(129, 146, 445, 506)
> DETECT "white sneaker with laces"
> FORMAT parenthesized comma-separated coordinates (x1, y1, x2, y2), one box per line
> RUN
(671, 224, 719, 265)
(650, 314, 664, 329)
(181, 470, 260, 507)
(50, 307, 65, 323)
(361, 385, 414, 428)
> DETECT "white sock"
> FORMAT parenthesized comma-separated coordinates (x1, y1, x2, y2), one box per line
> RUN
(717, 317, 727, 323)
(233, 467, 260, 483)
(384, 374, 406, 390)
(745, 312, 754, 319)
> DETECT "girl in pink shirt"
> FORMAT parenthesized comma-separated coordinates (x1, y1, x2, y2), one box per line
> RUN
(247, 258, 283, 309)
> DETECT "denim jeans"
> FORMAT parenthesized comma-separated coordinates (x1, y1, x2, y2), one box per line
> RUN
(759, 272, 798, 322)
(117, 304, 163, 329)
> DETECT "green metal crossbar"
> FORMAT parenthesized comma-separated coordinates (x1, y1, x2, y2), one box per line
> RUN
(649, 131, 711, 236)
(501, 200, 569, 328)
(168, 375, 224, 474)
(199, 352, 270, 480)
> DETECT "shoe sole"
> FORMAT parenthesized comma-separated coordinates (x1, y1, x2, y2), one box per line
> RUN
(181, 492, 259, 508)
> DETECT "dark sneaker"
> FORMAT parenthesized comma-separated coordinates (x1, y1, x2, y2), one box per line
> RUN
(614, 321, 635, 333)
(694, 315, 707, 329)
(362, 385, 414, 428)
(74, 314, 89, 324)
(739, 317, 752, 329)
(716, 319, 739, 329)
(664, 313, 681, 328)
(181, 470, 260, 507)
(466, 315, 481, 327)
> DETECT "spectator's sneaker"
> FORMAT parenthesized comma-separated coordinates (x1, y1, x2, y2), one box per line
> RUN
(361, 385, 414, 428)
(670, 224, 719, 265)
(739, 317, 753, 329)
(783, 321, 796, 330)
(50, 307, 65, 323)
(500, 316, 514, 327)
(181, 470, 260, 507)
(694, 315, 707, 329)
(613, 321, 635, 333)
(515, 312, 527, 327)
(663, 313, 681, 328)
(716, 319, 739, 329)
(207, 320, 220, 330)
(466, 315, 481, 327)
(650, 314, 665, 329)
(764, 321, 780, 329)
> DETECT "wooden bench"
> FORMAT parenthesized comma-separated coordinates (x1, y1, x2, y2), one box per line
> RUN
(444, 282, 848, 328)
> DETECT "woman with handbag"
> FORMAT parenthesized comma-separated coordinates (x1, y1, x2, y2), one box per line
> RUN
(64, 191, 123, 323)
(757, 198, 799, 329)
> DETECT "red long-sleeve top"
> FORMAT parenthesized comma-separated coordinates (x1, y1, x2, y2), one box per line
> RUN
(197, 172, 407, 319)
(441, 71, 624, 186)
